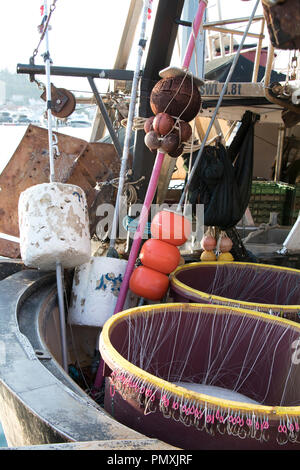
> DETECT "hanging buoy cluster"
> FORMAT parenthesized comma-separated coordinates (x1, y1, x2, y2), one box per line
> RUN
(129, 210, 192, 300)
(18, 182, 91, 271)
(144, 73, 201, 157)
(200, 227, 234, 262)
(150, 74, 201, 122)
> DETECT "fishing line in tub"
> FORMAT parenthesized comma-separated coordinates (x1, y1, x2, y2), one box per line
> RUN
(18, 0, 91, 372)
(100, 303, 300, 450)
(169, 261, 300, 322)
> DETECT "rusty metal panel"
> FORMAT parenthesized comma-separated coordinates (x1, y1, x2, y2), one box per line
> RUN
(82, 141, 133, 236)
(262, 0, 300, 50)
(0, 125, 122, 259)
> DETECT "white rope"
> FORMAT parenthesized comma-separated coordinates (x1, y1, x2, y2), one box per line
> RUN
(43, 0, 56, 182)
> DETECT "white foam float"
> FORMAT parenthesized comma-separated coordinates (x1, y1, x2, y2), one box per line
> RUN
(18, 182, 91, 271)
(68, 256, 132, 327)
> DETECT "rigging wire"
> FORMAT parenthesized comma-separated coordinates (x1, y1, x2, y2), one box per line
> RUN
(34, 0, 69, 374)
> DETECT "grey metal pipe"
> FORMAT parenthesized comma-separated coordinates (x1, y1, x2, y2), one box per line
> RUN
(88, 77, 123, 159)
(56, 262, 68, 373)
(17, 63, 134, 81)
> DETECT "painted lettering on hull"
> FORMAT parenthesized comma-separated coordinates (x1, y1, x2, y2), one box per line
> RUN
(200, 82, 243, 96)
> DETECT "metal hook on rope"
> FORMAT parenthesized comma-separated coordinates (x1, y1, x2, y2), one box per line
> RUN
(52, 133, 60, 158)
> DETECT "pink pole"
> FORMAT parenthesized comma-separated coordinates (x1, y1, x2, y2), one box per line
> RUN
(93, 0, 207, 392)
(113, 152, 165, 314)
(183, 1, 207, 69)
(114, 0, 207, 315)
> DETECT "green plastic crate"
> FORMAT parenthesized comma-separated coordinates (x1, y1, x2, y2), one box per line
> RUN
(249, 181, 295, 225)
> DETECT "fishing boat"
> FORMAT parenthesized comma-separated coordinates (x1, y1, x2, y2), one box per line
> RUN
(0, 0, 300, 452)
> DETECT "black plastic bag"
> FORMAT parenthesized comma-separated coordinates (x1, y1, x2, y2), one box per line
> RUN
(184, 111, 257, 229)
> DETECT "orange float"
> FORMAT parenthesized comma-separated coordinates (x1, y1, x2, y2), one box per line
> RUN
(152, 112, 175, 136)
(140, 238, 180, 274)
(151, 210, 191, 246)
(129, 266, 169, 301)
(129, 211, 190, 300)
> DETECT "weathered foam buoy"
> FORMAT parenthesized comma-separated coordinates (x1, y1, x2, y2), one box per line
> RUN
(68, 257, 131, 327)
(18, 182, 91, 271)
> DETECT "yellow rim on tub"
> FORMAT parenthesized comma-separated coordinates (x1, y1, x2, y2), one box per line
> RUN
(169, 261, 300, 314)
(100, 302, 300, 420)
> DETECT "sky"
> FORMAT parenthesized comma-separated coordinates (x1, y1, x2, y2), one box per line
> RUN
(0, 0, 136, 92)
(0, 0, 264, 93)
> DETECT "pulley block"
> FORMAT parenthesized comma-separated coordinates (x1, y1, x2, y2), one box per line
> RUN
(41, 84, 76, 118)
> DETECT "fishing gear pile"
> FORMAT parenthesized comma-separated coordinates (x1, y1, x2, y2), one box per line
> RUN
(144, 74, 201, 157)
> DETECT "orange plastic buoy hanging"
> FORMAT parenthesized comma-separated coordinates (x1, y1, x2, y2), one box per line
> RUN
(198, 227, 235, 262)
(140, 238, 181, 274)
(218, 231, 233, 253)
(150, 210, 192, 246)
(129, 266, 170, 301)
(129, 210, 191, 301)
(201, 227, 217, 251)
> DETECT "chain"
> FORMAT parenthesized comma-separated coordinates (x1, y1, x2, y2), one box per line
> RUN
(291, 51, 298, 81)
(32, 0, 58, 59)
(29, 0, 58, 89)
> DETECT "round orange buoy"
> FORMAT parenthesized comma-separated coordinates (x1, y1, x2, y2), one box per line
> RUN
(151, 210, 192, 246)
(159, 131, 180, 154)
(140, 238, 181, 274)
(150, 75, 201, 122)
(129, 265, 169, 300)
(144, 116, 155, 133)
(153, 112, 175, 136)
(178, 120, 192, 142)
(168, 144, 184, 158)
(144, 130, 161, 151)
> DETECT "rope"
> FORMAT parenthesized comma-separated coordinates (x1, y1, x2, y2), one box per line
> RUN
(96, 175, 145, 205)
(32, 0, 58, 59)
(29, 0, 60, 97)
(242, 223, 280, 244)
(120, 116, 220, 155)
